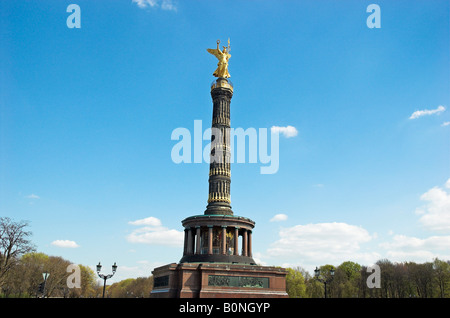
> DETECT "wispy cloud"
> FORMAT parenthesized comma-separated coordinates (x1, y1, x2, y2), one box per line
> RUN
(161, 0, 176, 11)
(441, 121, 450, 127)
(270, 213, 288, 222)
(409, 105, 445, 119)
(271, 125, 298, 138)
(51, 240, 80, 248)
(128, 216, 162, 227)
(26, 194, 40, 199)
(133, 0, 158, 8)
(132, 0, 177, 11)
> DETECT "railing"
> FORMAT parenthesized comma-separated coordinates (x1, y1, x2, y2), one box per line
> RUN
(211, 78, 233, 91)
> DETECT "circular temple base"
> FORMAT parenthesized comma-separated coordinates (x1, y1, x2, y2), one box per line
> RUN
(180, 214, 255, 265)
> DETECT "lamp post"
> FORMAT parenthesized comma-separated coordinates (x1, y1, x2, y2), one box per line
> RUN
(40, 272, 49, 298)
(96, 262, 117, 298)
(314, 266, 335, 298)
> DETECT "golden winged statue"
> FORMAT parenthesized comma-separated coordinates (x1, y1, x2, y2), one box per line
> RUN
(207, 39, 231, 78)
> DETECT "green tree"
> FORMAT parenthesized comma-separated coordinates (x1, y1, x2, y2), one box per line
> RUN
(108, 278, 135, 298)
(377, 259, 395, 298)
(15, 252, 49, 297)
(286, 267, 306, 298)
(433, 258, 450, 298)
(407, 261, 434, 298)
(339, 261, 361, 280)
(44, 256, 72, 297)
(78, 265, 98, 298)
(2, 252, 47, 297)
(305, 276, 323, 298)
(107, 276, 153, 298)
(357, 265, 372, 298)
(129, 276, 153, 298)
(332, 261, 361, 298)
(2, 252, 101, 298)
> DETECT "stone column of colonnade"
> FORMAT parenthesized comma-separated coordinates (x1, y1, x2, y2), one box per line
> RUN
(182, 226, 252, 258)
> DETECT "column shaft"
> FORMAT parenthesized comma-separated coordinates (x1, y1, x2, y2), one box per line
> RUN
(248, 231, 252, 257)
(195, 227, 201, 254)
(205, 84, 233, 216)
(208, 226, 213, 255)
(187, 228, 193, 255)
(183, 229, 188, 255)
(242, 230, 248, 257)
(221, 226, 227, 255)
(234, 227, 239, 256)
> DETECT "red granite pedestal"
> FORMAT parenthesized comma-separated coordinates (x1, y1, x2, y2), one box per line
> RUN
(150, 263, 288, 298)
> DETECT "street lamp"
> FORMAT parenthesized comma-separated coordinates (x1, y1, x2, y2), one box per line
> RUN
(96, 262, 117, 298)
(314, 266, 335, 298)
(40, 272, 50, 298)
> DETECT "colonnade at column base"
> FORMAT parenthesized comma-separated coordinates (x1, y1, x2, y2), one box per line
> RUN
(181, 214, 255, 263)
(179, 253, 256, 265)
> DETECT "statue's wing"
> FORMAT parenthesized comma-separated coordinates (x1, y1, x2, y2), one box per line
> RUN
(207, 48, 221, 59)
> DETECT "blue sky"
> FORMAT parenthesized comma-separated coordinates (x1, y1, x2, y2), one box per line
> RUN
(1, 0, 449, 283)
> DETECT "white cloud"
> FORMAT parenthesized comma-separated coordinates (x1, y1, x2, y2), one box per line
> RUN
(132, 0, 157, 8)
(132, 0, 176, 11)
(260, 180, 450, 270)
(26, 194, 40, 199)
(415, 179, 450, 233)
(379, 235, 450, 262)
(409, 105, 445, 119)
(271, 125, 298, 138)
(128, 216, 162, 227)
(127, 216, 183, 247)
(251, 252, 267, 266)
(376, 179, 450, 263)
(51, 240, 80, 248)
(270, 214, 288, 222)
(161, 0, 176, 11)
(442, 121, 450, 127)
(266, 222, 378, 268)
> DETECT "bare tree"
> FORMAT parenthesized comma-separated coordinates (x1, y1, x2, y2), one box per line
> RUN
(0, 217, 35, 288)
